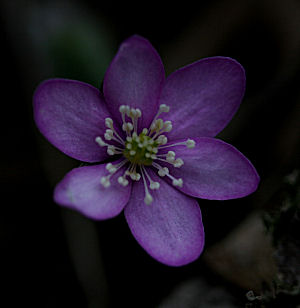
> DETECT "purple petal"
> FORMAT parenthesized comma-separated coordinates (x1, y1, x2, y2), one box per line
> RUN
(103, 35, 165, 129)
(33, 79, 111, 162)
(159, 57, 245, 139)
(164, 137, 259, 200)
(54, 163, 131, 220)
(124, 169, 204, 266)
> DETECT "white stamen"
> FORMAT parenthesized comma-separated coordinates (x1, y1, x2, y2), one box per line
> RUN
(101, 160, 128, 187)
(104, 129, 114, 140)
(142, 166, 160, 190)
(106, 163, 116, 173)
(119, 105, 127, 114)
(135, 108, 142, 118)
(150, 182, 160, 190)
(158, 138, 196, 149)
(140, 167, 153, 205)
(186, 139, 196, 148)
(166, 151, 176, 162)
(172, 178, 183, 187)
(100, 176, 111, 188)
(144, 193, 153, 205)
(156, 166, 169, 177)
(95, 136, 107, 147)
(105, 118, 114, 129)
(107, 145, 123, 156)
(156, 135, 168, 145)
(122, 122, 133, 132)
(148, 104, 170, 133)
(163, 121, 173, 132)
(173, 158, 184, 168)
(118, 176, 129, 186)
(159, 104, 170, 113)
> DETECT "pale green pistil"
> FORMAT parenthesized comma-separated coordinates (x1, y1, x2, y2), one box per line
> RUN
(123, 133, 158, 166)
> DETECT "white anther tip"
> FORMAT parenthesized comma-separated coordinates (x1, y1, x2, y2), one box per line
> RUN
(172, 178, 183, 187)
(95, 136, 106, 147)
(105, 118, 113, 128)
(186, 139, 195, 148)
(144, 193, 153, 205)
(174, 158, 184, 168)
(100, 177, 110, 188)
(135, 108, 142, 117)
(150, 182, 160, 190)
(119, 105, 126, 113)
(159, 104, 170, 113)
(158, 167, 169, 177)
(163, 121, 173, 132)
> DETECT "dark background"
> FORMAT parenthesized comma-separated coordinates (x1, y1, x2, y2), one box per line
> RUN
(1, 0, 300, 307)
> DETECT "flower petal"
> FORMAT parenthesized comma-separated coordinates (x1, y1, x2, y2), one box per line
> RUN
(164, 137, 259, 200)
(103, 35, 165, 129)
(159, 57, 245, 139)
(54, 163, 131, 220)
(33, 79, 111, 162)
(124, 170, 204, 266)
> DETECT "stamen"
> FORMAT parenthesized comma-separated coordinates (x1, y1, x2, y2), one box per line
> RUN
(159, 104, 170, 113)
(105, 117, 125, 145)
(95, 136, 107, 147)
(153, 150, 184, 168)
(156, 135, 168, 145)
(186, 138, 196, 148)
(122, 122, 134, 135)
(140, 167, 153, 205)
(142, 166, 160, 190)
(158, 139, 196, 149)
(152, 162, 183, 187)
(104, 129, 114, 140)
(105, 118, 114, 129)
(100, 176, 111, 188)
(173, 158, 184, 168)
(148, 104, 170, 133)
(107, 145, 123, 156)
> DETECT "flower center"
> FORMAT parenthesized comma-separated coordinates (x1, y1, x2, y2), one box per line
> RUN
(123, 133, 158, 166)
(95, 104, 195, 205)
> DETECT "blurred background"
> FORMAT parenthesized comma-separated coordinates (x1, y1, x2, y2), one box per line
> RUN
(1, 0, 299, 307)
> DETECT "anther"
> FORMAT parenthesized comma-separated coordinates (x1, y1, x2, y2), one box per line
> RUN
(150, 181, 160, 190)
(144, 193, 153, 205)
(104, 129, 114, 140)
(118, 176, 129, 187)
(159, 104, 170, 113)
(106, 163, 117, 173)
(186, 139, 196, 148)
(100, 176, 111, 188)
(157, 167, 169, 177)
(156, 135, 168, 145)
(105, 118, 114, 129)
(95, 136, 106, 147)
(173, 158, 184, 168)
(163, 121, 173, 132)
(172, 178, 183, 187)
(122, 122, 133, 132)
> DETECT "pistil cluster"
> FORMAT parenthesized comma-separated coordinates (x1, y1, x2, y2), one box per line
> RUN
(95, 104, 195, 205)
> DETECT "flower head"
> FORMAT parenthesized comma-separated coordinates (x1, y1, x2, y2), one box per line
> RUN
(33, 35, 259, 266)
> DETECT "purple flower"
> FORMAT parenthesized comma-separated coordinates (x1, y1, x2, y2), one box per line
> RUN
(33, 35, 259, 266)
